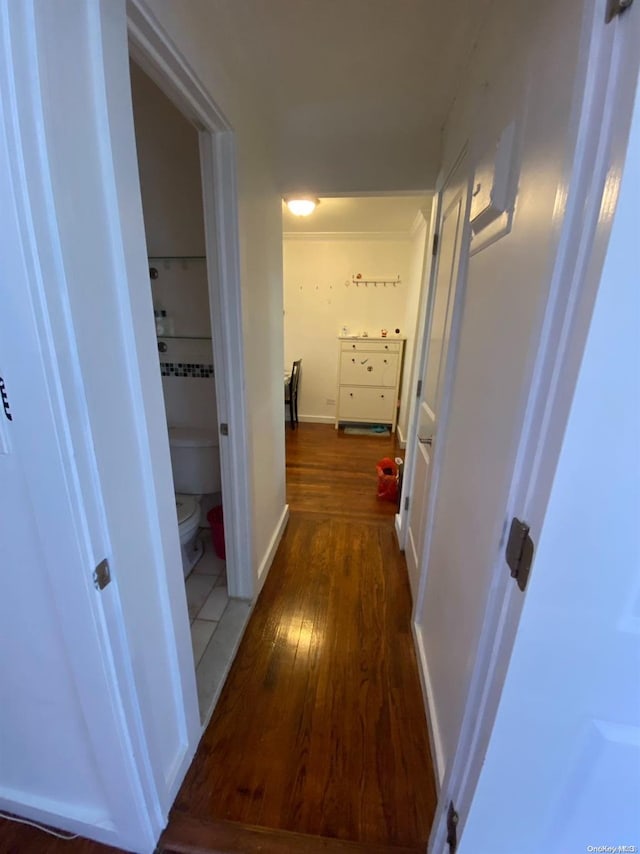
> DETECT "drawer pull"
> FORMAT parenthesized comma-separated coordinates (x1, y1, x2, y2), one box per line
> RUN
(367, 366, 373, 372)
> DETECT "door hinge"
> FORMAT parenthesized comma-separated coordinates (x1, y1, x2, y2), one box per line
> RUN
(505, 517, 534, 592)
(606, 0, 634, 23)
(93, 558, 111, 591)
(220, 422, 229, 436)
(432, 232, 439, 256)
(446, 801, 459, 853)
(404, 495, 410, 512)
(416, 379, 422, 398)
(0, 376, 13, 421)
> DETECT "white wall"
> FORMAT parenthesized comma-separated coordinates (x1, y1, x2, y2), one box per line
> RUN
(416, 0, 594, 778)
(459, 78, 640, 852)
(130, 63, 217, 438)
(130, 0, 286, 579)
(2, 0, 287, 833)
(130, 61, 205, 257)
(283, 237, 412, 422)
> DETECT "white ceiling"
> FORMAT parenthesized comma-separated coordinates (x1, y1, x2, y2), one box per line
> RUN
(178, 1, 491, 193)
(282, 195, 431, 234)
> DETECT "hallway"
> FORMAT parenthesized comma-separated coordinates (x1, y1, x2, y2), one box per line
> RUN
(0, 425, 435, 853)
(163, 424, 436, 850)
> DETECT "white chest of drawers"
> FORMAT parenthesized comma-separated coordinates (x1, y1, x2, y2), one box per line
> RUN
(335, 337, 405, 432)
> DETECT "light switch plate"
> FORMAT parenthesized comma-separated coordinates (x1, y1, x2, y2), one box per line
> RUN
(470, 121, 517, 234)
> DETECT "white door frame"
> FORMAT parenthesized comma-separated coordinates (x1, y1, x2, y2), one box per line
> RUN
(127, 1, 254, 601)
(396, 147, 469, 560)
(398, 149, 474, 624)
(395, 192, 439, 549)
(428, 3, 640, 850)
(0, 2, 163, 847)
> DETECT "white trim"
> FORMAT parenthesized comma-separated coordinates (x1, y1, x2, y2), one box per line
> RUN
(200, 131, 255, 599)
(0, 3, 168, 845)
(411, 624, 444, 789)
(295, 413, 335, 424)
(396, 422, 407, 448)
(256, 504, 290, 597)
(413, 166, 473, 624)
(0, 792, 118, 847)
(407, 526, 420, 575)
(396, 195, 441, 552)
(127, 2, 230, 132)
(283, 231, 412, 242)
(427, 6, 640, 851)
(283, 188, 433, 198)
(127, 1, 254, 603)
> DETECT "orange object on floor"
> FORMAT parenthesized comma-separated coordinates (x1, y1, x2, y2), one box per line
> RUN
(376, 457, 398, 502)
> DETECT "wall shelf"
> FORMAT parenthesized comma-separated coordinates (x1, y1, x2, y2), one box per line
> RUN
(347, 274, 402, 287)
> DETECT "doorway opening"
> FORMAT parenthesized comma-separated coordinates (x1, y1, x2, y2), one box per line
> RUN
(282, 194, 432, 446)
(127, 55, 250, 725)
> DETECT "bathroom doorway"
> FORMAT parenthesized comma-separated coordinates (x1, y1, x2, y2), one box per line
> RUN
(128, 53, 252, 724)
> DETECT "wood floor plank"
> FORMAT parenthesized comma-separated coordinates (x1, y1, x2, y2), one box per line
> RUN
(0, 817, 121, 854)
(160, 812, 424, 853)
(172, 425, 436, 849)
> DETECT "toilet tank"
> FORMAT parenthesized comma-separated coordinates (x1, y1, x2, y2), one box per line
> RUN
(168, 426, 221, 494)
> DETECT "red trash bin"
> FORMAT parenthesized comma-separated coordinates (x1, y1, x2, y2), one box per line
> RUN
(376, 457, 398, 502)
(207, 505, 226, 560)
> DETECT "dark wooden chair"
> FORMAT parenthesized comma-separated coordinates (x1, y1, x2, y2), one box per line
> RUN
(285, 359, 301, 429)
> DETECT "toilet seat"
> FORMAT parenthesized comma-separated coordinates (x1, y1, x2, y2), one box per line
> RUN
(175, 493, 200, 544)
(175, 493, 204, 577)
(176, 493, 199, 526)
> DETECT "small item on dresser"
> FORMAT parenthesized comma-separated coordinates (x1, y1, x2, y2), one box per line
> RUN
(361, 331, 368, 337)
(381, 329, 388, 338)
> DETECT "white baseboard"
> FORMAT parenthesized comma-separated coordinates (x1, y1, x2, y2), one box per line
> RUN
(394, 511, 403, 546)
(0, 789, 132, 850)
(256, 503, 289, 596)
(299, 414, 335, 424)
(396, 423, 407, 448)
(411, 621, 445, 789)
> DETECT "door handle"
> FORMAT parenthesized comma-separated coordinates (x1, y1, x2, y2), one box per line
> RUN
(419, 435, 433, 446)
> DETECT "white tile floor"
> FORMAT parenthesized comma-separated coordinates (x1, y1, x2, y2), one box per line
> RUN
(185, 530, 251, 723)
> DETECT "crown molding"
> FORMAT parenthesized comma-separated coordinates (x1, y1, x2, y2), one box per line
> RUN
(409, 209, 430, 238)
(283, 231, 411, 242)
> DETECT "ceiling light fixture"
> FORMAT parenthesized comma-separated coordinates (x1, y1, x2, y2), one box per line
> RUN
(285, 197, 318, 217)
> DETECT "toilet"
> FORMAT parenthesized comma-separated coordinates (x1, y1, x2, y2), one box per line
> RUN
(168, 426, 221, 577)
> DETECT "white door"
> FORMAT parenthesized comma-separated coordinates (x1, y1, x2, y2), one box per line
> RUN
(0, 100, 155, 850)
(458, 64, 640, 851)
(405, 158, 469, 598)
(426, 2, 640, 849)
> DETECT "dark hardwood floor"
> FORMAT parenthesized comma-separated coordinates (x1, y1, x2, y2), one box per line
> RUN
(0, 424, 436, 853)
(0, 817, 122, 854)
(166, 424, 436, 851)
